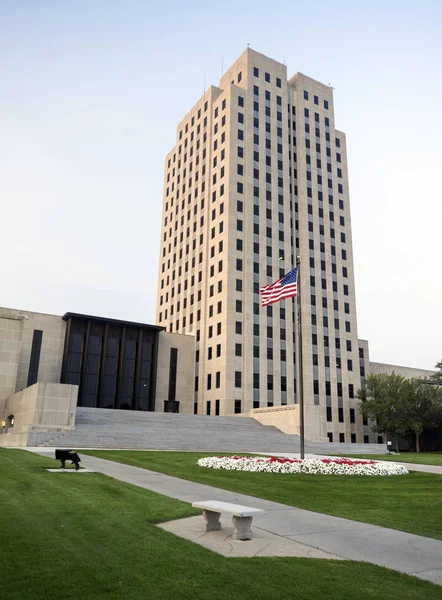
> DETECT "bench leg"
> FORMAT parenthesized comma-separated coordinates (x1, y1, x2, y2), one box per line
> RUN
(232, 516, 253, 541)
(202, 510, 221, 531)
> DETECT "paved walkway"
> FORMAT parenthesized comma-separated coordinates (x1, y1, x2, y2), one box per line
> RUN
(27, 448, 442, 586)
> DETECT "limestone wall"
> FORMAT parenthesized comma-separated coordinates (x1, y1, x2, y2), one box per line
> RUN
(249, 404, 327, 442)
(0, 382, 78, 447)
(155, 331, 196, 414)
(0, 307, 66, 419)
(0, 313, 24, 416)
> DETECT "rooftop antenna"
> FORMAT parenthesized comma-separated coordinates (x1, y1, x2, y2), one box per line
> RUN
(247, 42, 250, 47)
(283, 55, 286, 65)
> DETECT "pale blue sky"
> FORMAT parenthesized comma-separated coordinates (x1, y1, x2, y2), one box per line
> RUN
(1, 1, 441, 369)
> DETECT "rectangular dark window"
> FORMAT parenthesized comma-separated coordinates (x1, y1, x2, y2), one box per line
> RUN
(168, 348, 178, 401)
(234, 399, 242, 414)
(27, 330, 43, 386)
(235, 371, 242, 388)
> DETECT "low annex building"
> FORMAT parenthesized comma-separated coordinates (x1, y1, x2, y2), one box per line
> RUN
(0, 307, 195, 446)
(0, 307, 434, 447)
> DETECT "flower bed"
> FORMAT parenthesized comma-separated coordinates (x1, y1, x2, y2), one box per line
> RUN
(197, 456, 409, 476)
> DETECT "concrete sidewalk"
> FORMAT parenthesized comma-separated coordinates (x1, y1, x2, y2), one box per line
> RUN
(27, 448, 442, 586)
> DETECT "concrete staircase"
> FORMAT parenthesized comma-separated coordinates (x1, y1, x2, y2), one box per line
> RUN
(37, 407, 387, 454)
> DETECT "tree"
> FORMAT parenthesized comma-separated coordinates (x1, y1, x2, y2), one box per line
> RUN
(357, 373, 409, 450)
(401, 379, 442, 452)
(357, 373, 442, 452)
(422, 401, 442, 450)
(430, 360, 442, 384)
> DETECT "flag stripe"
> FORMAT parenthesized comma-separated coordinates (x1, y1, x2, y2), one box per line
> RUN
(261, 286, 297, 306)
(261, 285, 297, 299)
(259, 268, 298, 307)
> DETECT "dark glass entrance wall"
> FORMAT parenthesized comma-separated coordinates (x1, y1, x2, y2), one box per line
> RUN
(61, 313, 164, 411)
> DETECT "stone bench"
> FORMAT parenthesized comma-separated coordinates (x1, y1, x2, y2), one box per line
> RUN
(192, 500, 265, 540)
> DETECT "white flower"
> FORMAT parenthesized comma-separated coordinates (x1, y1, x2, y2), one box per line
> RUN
(196, 456, 408, 476)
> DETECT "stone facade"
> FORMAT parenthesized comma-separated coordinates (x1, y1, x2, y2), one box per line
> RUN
(156, 331, 196, 414)
(156, 48, 362, 443)
(0, 382, 78, 447)
(0, 312, 23, 409)
(0, 307, 196, 445)
(0, 307, 66, 419)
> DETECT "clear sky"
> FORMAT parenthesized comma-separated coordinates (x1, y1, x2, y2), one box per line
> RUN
(1, 0, 441, 370)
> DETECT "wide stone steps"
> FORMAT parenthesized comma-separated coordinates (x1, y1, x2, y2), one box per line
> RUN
(38, 407, 386, 454)
(38, 407, 297, 451)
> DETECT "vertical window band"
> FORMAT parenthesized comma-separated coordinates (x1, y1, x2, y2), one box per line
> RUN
(27, 330, 43, 386)
(168, 348, 178, 401)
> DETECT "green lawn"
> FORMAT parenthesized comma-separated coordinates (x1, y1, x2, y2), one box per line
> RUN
(82, 450, 442, 540)
(1, 450, 441, 600)
(340, 452, 442, 466)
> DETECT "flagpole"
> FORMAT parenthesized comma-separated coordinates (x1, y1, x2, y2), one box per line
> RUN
(296, 255, 305, 460)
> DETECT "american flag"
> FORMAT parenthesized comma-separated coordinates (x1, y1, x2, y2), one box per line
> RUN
(260, 268, 298, 307)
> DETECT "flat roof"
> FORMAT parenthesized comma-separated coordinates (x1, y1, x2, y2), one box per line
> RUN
(62, 312, 165, 332)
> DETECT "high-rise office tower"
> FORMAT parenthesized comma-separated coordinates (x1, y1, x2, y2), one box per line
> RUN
(156, 48, 364, 443)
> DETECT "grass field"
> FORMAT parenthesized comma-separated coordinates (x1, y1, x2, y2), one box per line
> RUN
(1, 449, 442, 600)
(340, 452, 442, 466)
(82, 450, 442, 540)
